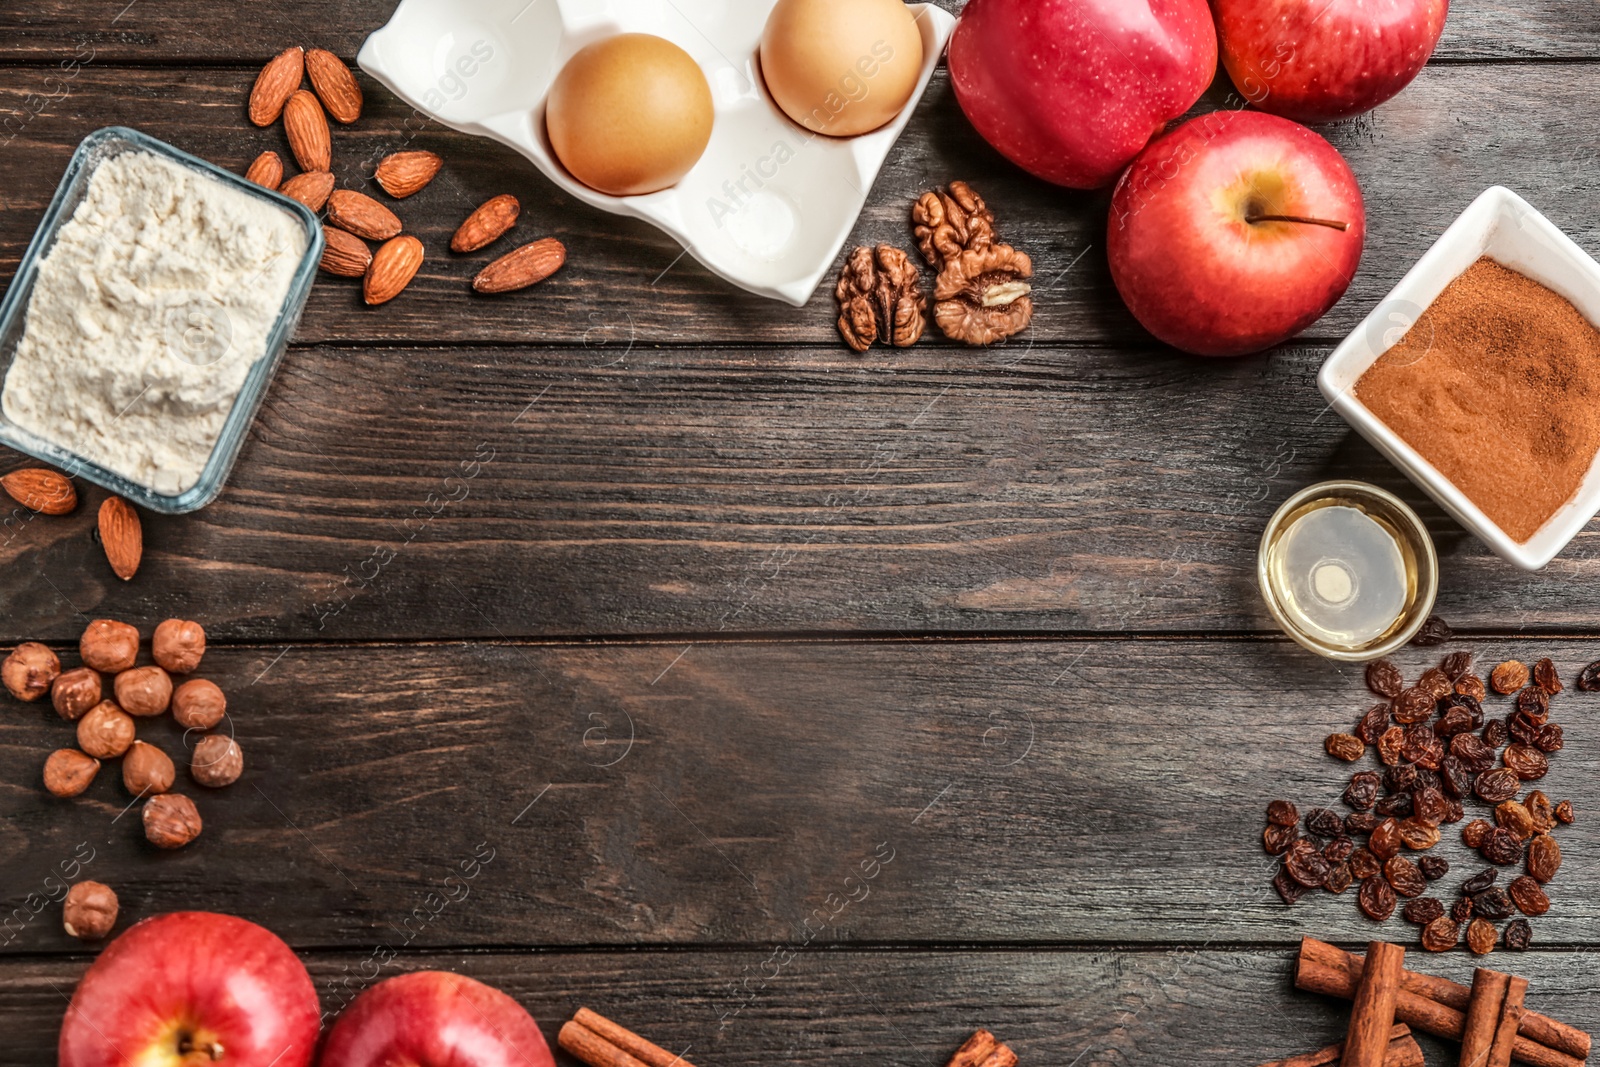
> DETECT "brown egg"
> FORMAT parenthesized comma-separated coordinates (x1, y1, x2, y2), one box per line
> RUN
(761, 0, 925, 138)
(546, 34, 714, 197)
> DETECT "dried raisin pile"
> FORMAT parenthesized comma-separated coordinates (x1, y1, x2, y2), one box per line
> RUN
(1263, 645, 1578, 954)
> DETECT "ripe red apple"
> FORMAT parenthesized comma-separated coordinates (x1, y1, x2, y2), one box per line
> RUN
(1107, 110, 1365, 357)
(59, 912, 320, 1067)
(1214, 0, 1449, 123)
(318, 971, 554, 1067)
(948, 0, 1218, 189)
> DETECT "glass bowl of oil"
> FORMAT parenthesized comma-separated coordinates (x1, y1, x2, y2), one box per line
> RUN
(1258, 481, 1438, 661)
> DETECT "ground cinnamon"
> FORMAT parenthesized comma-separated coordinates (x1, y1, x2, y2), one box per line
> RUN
(1354, 258, 1600, 543)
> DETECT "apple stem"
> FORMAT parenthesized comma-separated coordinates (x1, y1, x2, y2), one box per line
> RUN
(177, 1037, 225, 1061)
(1245, 212, 1350, 232)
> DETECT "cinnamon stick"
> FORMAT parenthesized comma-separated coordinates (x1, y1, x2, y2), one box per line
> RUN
(1253, 1024, 1423, 1067)
(947, 1030, 1018, 1067)
(571, 1009, 695, 1067)
(1342, 942, 1406, 1067)
(1491, 979, 1533, 1067)
(1462, 969, 1513, 1067)
(559, 1021, 653, 1067)
(1295, 939, 1590, 1067)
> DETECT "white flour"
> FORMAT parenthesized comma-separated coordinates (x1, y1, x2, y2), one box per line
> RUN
(2, 149, 307, 494)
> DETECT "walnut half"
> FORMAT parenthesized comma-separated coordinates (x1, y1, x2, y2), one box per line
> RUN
(912, 180, 995, 272)
(835, 244, 927, 353)
(933, 244, 1034, 346)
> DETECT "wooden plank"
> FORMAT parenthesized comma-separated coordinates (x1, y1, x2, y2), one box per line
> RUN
(5, 63, 1600, 348)
(0, 947, 1594, 1067)
(1, 639, 1595, 953)
(1, 0, 1596, 62)
(6, 343, 1600, 641)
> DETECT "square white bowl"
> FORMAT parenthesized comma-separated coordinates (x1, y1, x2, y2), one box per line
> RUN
(357, 0, 956, 307)
(1319, 186, 1600, 571)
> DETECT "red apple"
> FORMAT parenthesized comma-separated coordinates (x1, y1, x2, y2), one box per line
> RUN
(948, 0, 1218, 189)
(318, 971, 554, 1067)
(59, 912, 320, 1067)
(1215, 0, 1449, 123)
(1107, 110, 1365, 357)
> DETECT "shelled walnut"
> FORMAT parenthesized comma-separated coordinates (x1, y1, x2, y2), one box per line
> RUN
(912, 180, 995, 272)
(911, 181, 1034, 346)
(835, 244, 927, 352)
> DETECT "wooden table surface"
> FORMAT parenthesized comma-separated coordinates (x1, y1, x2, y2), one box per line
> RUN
(4, 3, 1600, 1064)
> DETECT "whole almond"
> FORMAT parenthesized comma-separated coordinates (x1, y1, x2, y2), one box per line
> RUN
(452, 194, 521, 253)
(327, 189, 402, 241)
(249, 46, 304, 127)
(283, 89, 331, 172)
(365, 236, 425, 306)
(244, 151, 284, 191)
(305, 48, 363, 124)
(1, 468, 76, 514)
(320, 226, 372, 278)
(280, 171, 335, 212)
(375, 150, 442, 198)
(98, 496, 142, 581)
(473, 238, 567, 294)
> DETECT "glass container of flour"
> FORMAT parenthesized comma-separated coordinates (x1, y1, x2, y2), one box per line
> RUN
(1258, 481, 1439, 661)
(0, 127, 324, 513)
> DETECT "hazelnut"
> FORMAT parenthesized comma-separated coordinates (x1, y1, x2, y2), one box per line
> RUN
(80, 620, 139, 673)
(51, 667, 102, 721)
(143, 793, 202, 849)
(3, 642, 60, 701)
(62, 881, 118, 940)
(191, 735, 243, 787)
(152, 618, 206, 674)
(122, 740, 175, 796)
(76, 700, 135, 759)
(43, 749, 100, 797)
(114, 665, 172, 717)
(171, 679, 226, 730)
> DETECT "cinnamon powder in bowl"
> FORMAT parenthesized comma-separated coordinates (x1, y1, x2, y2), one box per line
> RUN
(1353, 257, 1600, 545)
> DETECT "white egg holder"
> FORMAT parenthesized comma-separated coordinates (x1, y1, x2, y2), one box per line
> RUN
(357, 0, 956, 306)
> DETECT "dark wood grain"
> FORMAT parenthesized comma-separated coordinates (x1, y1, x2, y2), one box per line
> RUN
(1, 639, 1595, 954)
(6, 64, 1600, 349)
(2, 0, 1597, 62)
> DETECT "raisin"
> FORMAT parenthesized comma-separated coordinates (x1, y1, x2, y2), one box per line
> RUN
(1418, 667, 1453, 700)
(1504, 918, 1533, 951)
(1483, 719, 1510, 749)
(1443, 797, 1465, 824)
(1533, 723, 1565, 753)
(1578, 660, 1600, 691)
(1324, 862, 1354, 895)
(1533, 657, 1563, 694)
(1451, 733, 1497, 773)
(1412, 616, 1454, 647)
(1434, 706, 1476, 738)
(1385, 764, 1419, 793)
(1440, 756, 1473, 799)
(1403, 897, 1445, 924)
(1400, 725, 1444, 770)
(1370, 818, 1403, 860)
(1525, 791, 1556, 834)
(1413, 785, 1448, 826)
(1326, 733, 1366, 762)
(1462, 821, 1494, 849)
(1386, 855, 1428, 898)
(1324, 837, 1356, 863)
(1377, 727, 1405, 766)
(1508, 711, 1542, 747)
(1346, 812, 1384, 835)
(1419, 855, 1449, 881)
(1475, 769, 1521, 804)
(1456, 674, 1487, 701)
(1350, 847, 1382, 881)
(1555, 799, 1575, 824)
(1441, 651, 1474, 680)
(1305, 808, 1346, 839)
(1274, 866, 1308, 905)
(1492, 661, 1530, 694)
(1367, 658, 1405, 698)
(1398, 817, 1440, 851)
(1504, 743, 1549, 781)
(1473, 887, 1515, 920)
(1393, 687, 1436, 725)
(1421, 916, 1460, 952)
(1345, 772, 1382, 812)
(1359, 875, 1397, 921)
(1267, 800, 1300, 826)
(1264, 823, 1300, 855)
(1527, 835, 1562, 883)
(1452, 897, 1475, 923)
(1285, 839, 1332, 887)
(1515, 686, 1550, 722)
(1494, 800, 1535, 841)
(1376, 792, 1414, 818)
(1356, 702, 1393, 745)
(1508, 875, 1550, 916)
(1481, 828, 1526, 866)
(1466, 917, 1498, 955)
(1461, 867, 1499, 895)
(1414, 766, 1441, 791)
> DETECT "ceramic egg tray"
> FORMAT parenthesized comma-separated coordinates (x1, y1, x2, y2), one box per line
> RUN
(358, 0, 955, 306)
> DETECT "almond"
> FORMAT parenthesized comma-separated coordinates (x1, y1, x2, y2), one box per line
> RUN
(327, 189, 402, 241)
(364, 235, 424, 306)
(320, 226, 372, 278)
(244, 151, 283, 191)
(98, 497, 142, 581)
(1, 468, 76, 514)
(473, 237, 567, 294)
(375, 150, 442, 198)
(451, 194, 520, 253)
(283, 89, 331, 172)
(305, 48, 363, 124)
(249, 46, 304, 127)
(280, 171, 335, 212)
